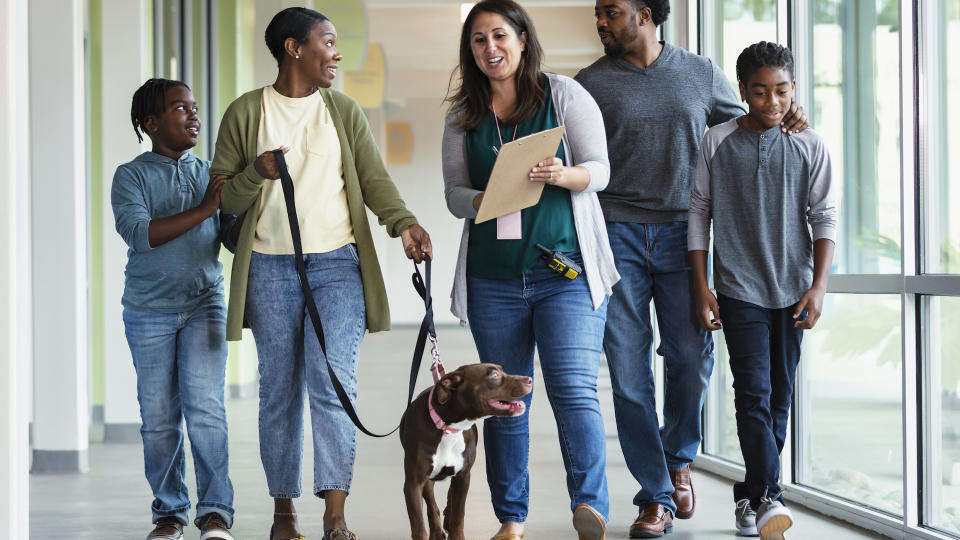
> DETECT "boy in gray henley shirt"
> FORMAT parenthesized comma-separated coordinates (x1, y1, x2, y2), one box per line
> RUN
(688, 42, 837, 539)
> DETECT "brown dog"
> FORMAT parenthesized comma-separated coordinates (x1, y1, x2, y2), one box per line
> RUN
(400, 363, 532, 540)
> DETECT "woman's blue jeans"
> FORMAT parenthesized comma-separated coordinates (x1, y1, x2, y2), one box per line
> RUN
(122, 297, 234, 527)
(466, 252, 609, 524)
(245, 245, 366, 498)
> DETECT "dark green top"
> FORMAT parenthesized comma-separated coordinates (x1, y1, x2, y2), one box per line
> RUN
(466, 78, 578, 279)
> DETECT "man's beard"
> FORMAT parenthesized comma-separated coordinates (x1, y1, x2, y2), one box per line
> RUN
(603, 41, 626, 58)
(602, 25, 638, 58)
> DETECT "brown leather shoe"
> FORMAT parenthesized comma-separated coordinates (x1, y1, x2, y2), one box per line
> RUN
(670, 465, 695, 519)
(629, 503, 673, 538)
(146, 517, 184, 540)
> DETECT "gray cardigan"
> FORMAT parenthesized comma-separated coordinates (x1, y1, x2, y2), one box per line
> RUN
(442, 72, 620, 323)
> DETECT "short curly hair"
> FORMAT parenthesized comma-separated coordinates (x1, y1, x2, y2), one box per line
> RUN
(736, 41, 794, 84)
(627, 0, 671, 26)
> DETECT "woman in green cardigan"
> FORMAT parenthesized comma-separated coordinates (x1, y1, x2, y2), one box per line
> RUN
(211, 8, 431, 540)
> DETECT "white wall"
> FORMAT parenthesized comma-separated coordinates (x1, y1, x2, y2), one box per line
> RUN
(100, 0, 153, 432)
(29, 0, 89, 470)
(0, 0, 32, 534)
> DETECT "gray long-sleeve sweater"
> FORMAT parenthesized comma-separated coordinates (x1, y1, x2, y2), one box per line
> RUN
(575, 43, 744, 223)
(688, 118, 839, 309)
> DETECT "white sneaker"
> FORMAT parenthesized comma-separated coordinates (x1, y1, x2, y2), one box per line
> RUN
(755, 496, 793, 540)
(735, 498, 759, 536)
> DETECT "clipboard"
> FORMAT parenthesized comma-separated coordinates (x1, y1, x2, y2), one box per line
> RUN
(475, 125, 565, 224)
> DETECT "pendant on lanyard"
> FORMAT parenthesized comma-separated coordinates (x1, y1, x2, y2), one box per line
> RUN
(492, 102, 522, 240)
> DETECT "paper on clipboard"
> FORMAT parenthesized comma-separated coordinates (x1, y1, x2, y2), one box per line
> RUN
(475, 125, 565, 224)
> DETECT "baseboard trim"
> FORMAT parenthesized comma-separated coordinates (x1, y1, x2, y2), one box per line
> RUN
(31, 449, 89, 474)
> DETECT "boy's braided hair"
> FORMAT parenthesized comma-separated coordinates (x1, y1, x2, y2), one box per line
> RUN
(626, 0, 671, 26)
(736, 41, 794, 84)
(131, 78, 189, 143)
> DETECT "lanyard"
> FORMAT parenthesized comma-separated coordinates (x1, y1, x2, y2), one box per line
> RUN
(491, 101, 518, 149)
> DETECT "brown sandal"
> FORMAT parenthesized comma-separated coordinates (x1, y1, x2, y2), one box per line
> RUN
(322, 528, 357, 540)
(269, 512, 305, 540)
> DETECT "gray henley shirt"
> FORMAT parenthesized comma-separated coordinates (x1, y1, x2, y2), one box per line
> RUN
(688, 118, 839, 309)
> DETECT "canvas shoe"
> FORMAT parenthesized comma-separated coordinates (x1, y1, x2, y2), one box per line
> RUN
(735, 498, 759, 536)
(755, 496, 793, 540)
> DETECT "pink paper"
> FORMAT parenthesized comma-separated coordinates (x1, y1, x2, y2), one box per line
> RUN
(496, 211, 522, 240)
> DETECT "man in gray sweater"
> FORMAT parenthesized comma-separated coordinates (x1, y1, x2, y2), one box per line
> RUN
(574, 1, 807, 537)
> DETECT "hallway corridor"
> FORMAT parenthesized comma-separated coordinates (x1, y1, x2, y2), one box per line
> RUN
(30, 325, 886, 539)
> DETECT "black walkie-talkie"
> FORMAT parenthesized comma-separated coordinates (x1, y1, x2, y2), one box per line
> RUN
(535, 244, 581, 279)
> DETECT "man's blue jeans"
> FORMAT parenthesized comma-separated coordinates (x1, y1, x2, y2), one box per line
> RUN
(123, 297, 234, 527)
(467, 252, 609, 524)
(245, 245, 366, 498)
(603, 221, 714, 514)
(718, 294, 801, 510)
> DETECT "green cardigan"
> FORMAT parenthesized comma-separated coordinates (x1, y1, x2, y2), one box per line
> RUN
(213, 87, 418, 341)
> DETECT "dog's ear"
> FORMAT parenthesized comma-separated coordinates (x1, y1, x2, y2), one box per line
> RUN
(436, 373, 463, 404)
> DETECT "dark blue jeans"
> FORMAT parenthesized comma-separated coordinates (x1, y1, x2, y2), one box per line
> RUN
(467, 252, 609, 524)
(603, 221, 715, 513)
(122, 298, 234, 527)
(245, 245, 366, 498)
(718, 294, 803, 510)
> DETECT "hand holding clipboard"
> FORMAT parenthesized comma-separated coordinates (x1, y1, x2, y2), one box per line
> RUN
(475, 126, 565, 224)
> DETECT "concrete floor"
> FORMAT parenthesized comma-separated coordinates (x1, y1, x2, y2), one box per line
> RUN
(31, 325, 887, 539)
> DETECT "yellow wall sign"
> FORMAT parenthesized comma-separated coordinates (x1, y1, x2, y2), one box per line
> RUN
(314, 1, 368, 71)
(387, 122, 414, 165)
(344, 42, 386, 109)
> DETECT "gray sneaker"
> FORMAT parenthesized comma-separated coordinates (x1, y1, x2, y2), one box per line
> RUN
(735, 499, 759, 536)
(755, 496, 793, 540)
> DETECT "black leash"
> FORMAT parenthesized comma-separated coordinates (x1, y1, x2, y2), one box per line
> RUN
(275, 150, 439, 438)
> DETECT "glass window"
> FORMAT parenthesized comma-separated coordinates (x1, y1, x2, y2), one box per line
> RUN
(712, 0, 778, 93)
(924, 296, 960, 535)
(923, 0, 960, 274)
(808, 0, 901, 274)
(797, 293, 903, 515)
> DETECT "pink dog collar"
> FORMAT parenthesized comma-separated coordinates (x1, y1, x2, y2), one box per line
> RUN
(428, 386, 461, 434)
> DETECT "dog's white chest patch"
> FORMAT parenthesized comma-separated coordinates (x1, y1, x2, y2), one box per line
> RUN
(429, 420, 476, 480)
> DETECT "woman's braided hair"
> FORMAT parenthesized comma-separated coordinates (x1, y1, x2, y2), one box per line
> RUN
(131, 78, 189, 143)
(736, 41, 794, 85)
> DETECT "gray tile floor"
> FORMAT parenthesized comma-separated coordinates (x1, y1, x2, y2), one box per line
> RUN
(31, 325, 887, 539)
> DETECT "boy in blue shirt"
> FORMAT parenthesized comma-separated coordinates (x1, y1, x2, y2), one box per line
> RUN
(688, 42, 838, 539)
(112, 78, 237, 540)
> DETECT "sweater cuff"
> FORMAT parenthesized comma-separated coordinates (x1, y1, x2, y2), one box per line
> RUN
(390, 216, 419, 238)
(811, 223, 837, 244)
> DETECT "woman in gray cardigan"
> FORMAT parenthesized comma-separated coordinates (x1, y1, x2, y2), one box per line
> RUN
(441, 2, 619, 539)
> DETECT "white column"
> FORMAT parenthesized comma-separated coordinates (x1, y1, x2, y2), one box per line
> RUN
(29, 0, 89, 473)
(100, 0, 153, 442)
(0, 0, 32, 535)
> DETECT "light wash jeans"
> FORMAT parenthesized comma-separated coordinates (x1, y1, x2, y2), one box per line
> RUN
(603, 221, 715, 514)
(245, 244, 366, 498)
(123, 297, 234, 527)
(467, 251, 609, 524)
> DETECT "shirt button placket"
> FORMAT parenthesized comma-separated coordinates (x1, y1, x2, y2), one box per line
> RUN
(759, 134, 767, 166)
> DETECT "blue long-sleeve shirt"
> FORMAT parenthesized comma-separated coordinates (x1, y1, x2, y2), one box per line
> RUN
(111, 151, 237, 312)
